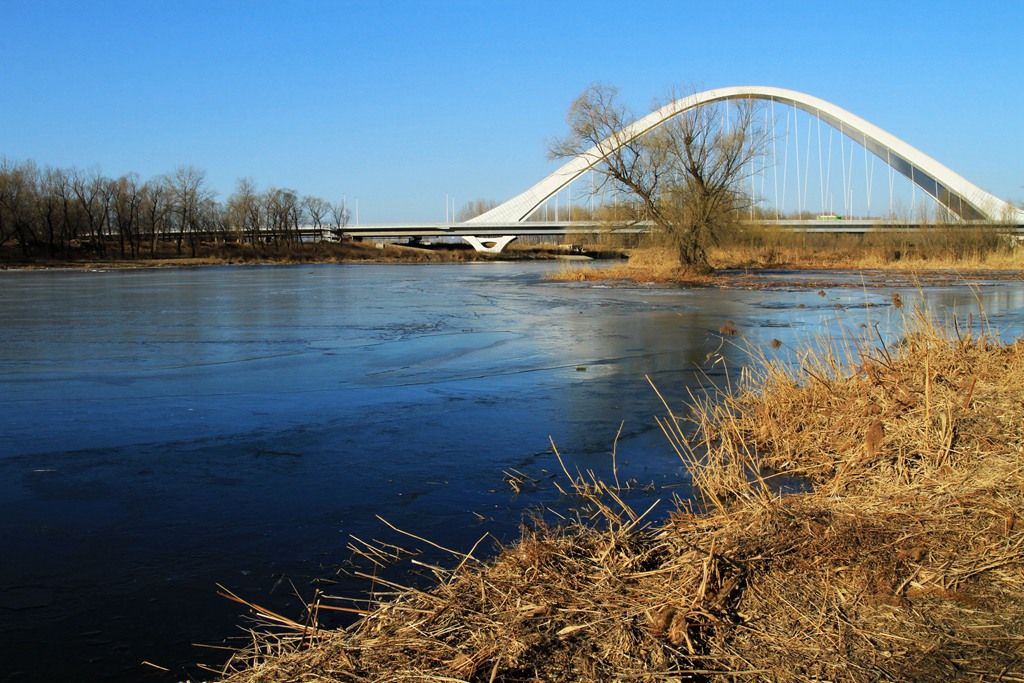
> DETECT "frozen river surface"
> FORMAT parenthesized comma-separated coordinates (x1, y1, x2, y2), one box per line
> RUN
(1, 262, 1022, 681)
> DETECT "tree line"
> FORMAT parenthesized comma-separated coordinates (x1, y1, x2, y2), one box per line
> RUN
(0, 158, 351, 259)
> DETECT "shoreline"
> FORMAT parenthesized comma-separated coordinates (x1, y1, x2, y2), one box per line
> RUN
(5, 250, 1022, 287)
(0, 240, 626, 272)
(545, 246, 1024, 287)
(212, 304, 1024, 682)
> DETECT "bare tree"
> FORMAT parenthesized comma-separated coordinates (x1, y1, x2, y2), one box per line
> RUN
(37, 167, 67, 256)
(266, 188, 301, 246)
(54, 169, 86, 254)
(329, 200, 350, 239)
(227, 178, 262, 247)
(111, 173, 143, 258)
(0, 159, 39, 256)
(549, 84, 766, 273)
(303, 195, 331, 241)
(70, 168, 114, 257)
(0, 161, 12, 247)
(167, 165, 214, 257)
(141, 178, 171, 257)
(196, 195, 226, 245)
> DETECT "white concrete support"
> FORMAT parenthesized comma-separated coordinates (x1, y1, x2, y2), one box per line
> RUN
(462, 235, 518, 254)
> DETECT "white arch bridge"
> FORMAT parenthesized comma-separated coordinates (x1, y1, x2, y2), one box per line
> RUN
(340, 86, 1024, 253)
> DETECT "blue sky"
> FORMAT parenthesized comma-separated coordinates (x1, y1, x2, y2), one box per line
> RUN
(2, 0, 1022, 222)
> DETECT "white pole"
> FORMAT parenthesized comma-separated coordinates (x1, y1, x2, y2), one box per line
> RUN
(840, 123, 848, 217)
(802, 115, 812, 215)
(863, 138, 872, 216)
(794, 106, 802, 215)
(887, 150, 895, 218)
(825, 127, 834, 214)
(817, 113, 824, 214)
(781, 108, 790, 216)
(771, 98, 779, 219)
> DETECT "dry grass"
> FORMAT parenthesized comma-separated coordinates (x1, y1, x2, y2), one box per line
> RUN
(653, 305, 1024, 680)
(548, 248, 720, 284)
(708, 224, 1024, 271)
(708, 242, 1024, 271)
(548, 224, 1024, 283)
(212, 304, 1024, 682)
(1, 240, 608, 269)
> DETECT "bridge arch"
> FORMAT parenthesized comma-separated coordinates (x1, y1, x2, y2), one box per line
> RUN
(468, 86, 1023, 225)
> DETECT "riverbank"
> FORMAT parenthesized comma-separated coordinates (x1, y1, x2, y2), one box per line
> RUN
(0, 240, 625, 270)
(7, 238, 1022, 286)
(547, 245, 1024, 286)
(212, 306, 1024, 682)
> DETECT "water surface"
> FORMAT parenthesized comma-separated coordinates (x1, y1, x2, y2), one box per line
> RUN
(1, 263, 1020, 681)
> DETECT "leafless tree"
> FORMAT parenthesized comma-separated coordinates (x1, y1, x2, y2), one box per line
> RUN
(227, 178, 262, 247)
(303, 195, 331, 241)
(329, 200, 350, 239)
(37, 167, 68, 256)
(167, 165, 215, 257)
(70, 167, 114, 257)
(549, 84, 766, 273)
(264, 188, 301, 246)
(0, 159, 39, 256)
(141, 179, 171, 257)
(111, 173, 143, 258)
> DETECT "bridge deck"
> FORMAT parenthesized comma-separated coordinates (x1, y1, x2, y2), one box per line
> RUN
(328, 219, 1023, 240)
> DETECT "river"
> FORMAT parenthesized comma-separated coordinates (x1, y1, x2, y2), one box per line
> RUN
(1, 262, 1021, 682)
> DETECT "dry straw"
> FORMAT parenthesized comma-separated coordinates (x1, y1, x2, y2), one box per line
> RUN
(213, 299, 1024, 682)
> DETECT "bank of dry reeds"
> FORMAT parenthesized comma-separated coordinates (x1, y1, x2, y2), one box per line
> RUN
(213, 303, 1024, 682)
(550, 247, 719, 284)
(547, 223, 1024, 282)
(710, 223, 1024, 271)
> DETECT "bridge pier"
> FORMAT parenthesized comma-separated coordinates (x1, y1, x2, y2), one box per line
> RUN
(462, 235, 518, 254)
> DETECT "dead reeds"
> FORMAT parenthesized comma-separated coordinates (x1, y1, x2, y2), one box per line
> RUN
(708, 222, 1024, 271)
(547, 247, 721, 284)
(214, 302, 1024, 682)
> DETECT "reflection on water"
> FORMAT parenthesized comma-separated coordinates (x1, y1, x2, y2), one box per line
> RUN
(0, 263, 1020, 681)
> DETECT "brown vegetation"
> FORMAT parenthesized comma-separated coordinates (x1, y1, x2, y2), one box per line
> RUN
(0, 239, 617, 270)
(0, 158, 350, 260)
(548, 224, 1024, 284)
(716, 223, 1024, 271)
(0, 239, 447, 268)
(550, 247, 718, 284)
(211, 305, 1024, 682)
